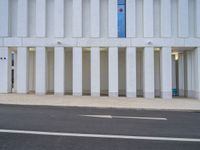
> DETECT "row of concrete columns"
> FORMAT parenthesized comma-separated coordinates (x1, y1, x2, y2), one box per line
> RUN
(1, 46, 193, 99)
(1, 0, 200, 38)
(1, 47, 200, 99)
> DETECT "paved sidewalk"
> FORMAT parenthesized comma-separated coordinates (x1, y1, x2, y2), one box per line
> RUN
(0, 94, 200, 111)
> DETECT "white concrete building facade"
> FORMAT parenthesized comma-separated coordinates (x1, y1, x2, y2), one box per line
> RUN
(0, 0, 200, 99)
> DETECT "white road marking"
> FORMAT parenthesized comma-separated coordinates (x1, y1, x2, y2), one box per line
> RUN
(80, 115, 167, 121)
(0, 129, 199, 142)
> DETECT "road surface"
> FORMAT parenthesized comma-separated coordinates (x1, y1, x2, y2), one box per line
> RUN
(0, 104, 200, 150)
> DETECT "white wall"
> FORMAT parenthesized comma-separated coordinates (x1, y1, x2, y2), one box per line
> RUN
(100, 0, 108, 37)
(9, 0, 18, 37)
(136, 0, 143, 37)
(154, 0, 161, 37)
(28, 0, 36, 37)
(82, 0, 90, 37)
(171, 0, 178, 37)
(1, 0, 199, 39)
(64, 0, 73, 37)
(46, 0, 54, 37)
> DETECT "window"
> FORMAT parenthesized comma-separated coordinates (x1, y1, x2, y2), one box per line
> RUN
(118, 0, 126, 37)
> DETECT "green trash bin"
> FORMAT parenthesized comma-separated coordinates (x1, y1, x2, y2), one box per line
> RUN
(172, 88, 177, 96)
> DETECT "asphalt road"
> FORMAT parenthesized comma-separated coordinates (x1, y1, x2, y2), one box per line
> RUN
(0, 104, 200, 150)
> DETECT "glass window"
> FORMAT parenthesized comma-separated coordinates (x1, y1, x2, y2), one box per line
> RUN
(118, 0, 126, 38)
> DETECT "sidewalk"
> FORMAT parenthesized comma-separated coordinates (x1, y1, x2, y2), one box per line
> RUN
(0, 94, 200, 111)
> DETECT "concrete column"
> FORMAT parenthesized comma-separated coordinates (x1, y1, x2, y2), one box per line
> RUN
(91, 47, 100, 96)
(195, 47, 200, 99)
(178, 53, 185, 96)
(186, 51, 193, 97)
(17, 47, 29, 93)
(36, 0, 46, 37)
(73, 47, 82, 96)
(160, 47, 172, 99)
(126, 0, 136, 37)
(90, 0, 100, 37)
(0, 0, 9, 36)
(17, 0, 28, 37)
(178, 0, 189, 37)
(73, 0, 82, 37)
(191, 50, 195, 97)
(126, 47, 136, 97)
(55, 0, 64, 37)
(143, 0, 154, 37)
(35, 47, 47, 95)
(54, 47, 65, 95)
(0, 47, 11, 93)
(109, 47, 118, 96)
(108, 0, 118, 37)
(161, 0, 171, 37)
(196, 0, 200, 37)
(143, 47, 154, 98)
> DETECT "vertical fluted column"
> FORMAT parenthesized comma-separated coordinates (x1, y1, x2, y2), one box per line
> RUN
(17, 47, 29, 93)
(91, 47, 100, 96)
(0, 47, 11, 93)
(36, 47, 47, 95)
(160, 47, 172, 99)
(55, 0, 64, 37)
(0, 0, 9, 36)
(73, 47, 82, 96)
(178, 0, 189, 37)
(143, 0, 154, 37)
(90, 0, 100, 37)
(126, 0, 136, 37)
(161, 0, 171, 37)
(73, 0, 82, 37)
(195, 47, 200, 99)
(109, 47, 118, 96)
(108, 0, 118, 37)
(17, 0, 28, 37)
(196, 0, 200, 37)
(126, 47, 136, 97)
(143, 47, 155, 98)
(36, 0, 46, 37)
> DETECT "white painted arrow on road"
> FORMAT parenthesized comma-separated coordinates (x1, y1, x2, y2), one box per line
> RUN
(80, 115, 167, 121)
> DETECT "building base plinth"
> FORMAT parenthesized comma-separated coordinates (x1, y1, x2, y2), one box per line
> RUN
(144, 92, 154, 99)
(161, 91, 172, 99)
(126, 92, 136, 98)
(109, 92, 118, 97)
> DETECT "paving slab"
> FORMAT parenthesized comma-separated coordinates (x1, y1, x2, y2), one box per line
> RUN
(0, 94, 200, 111)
